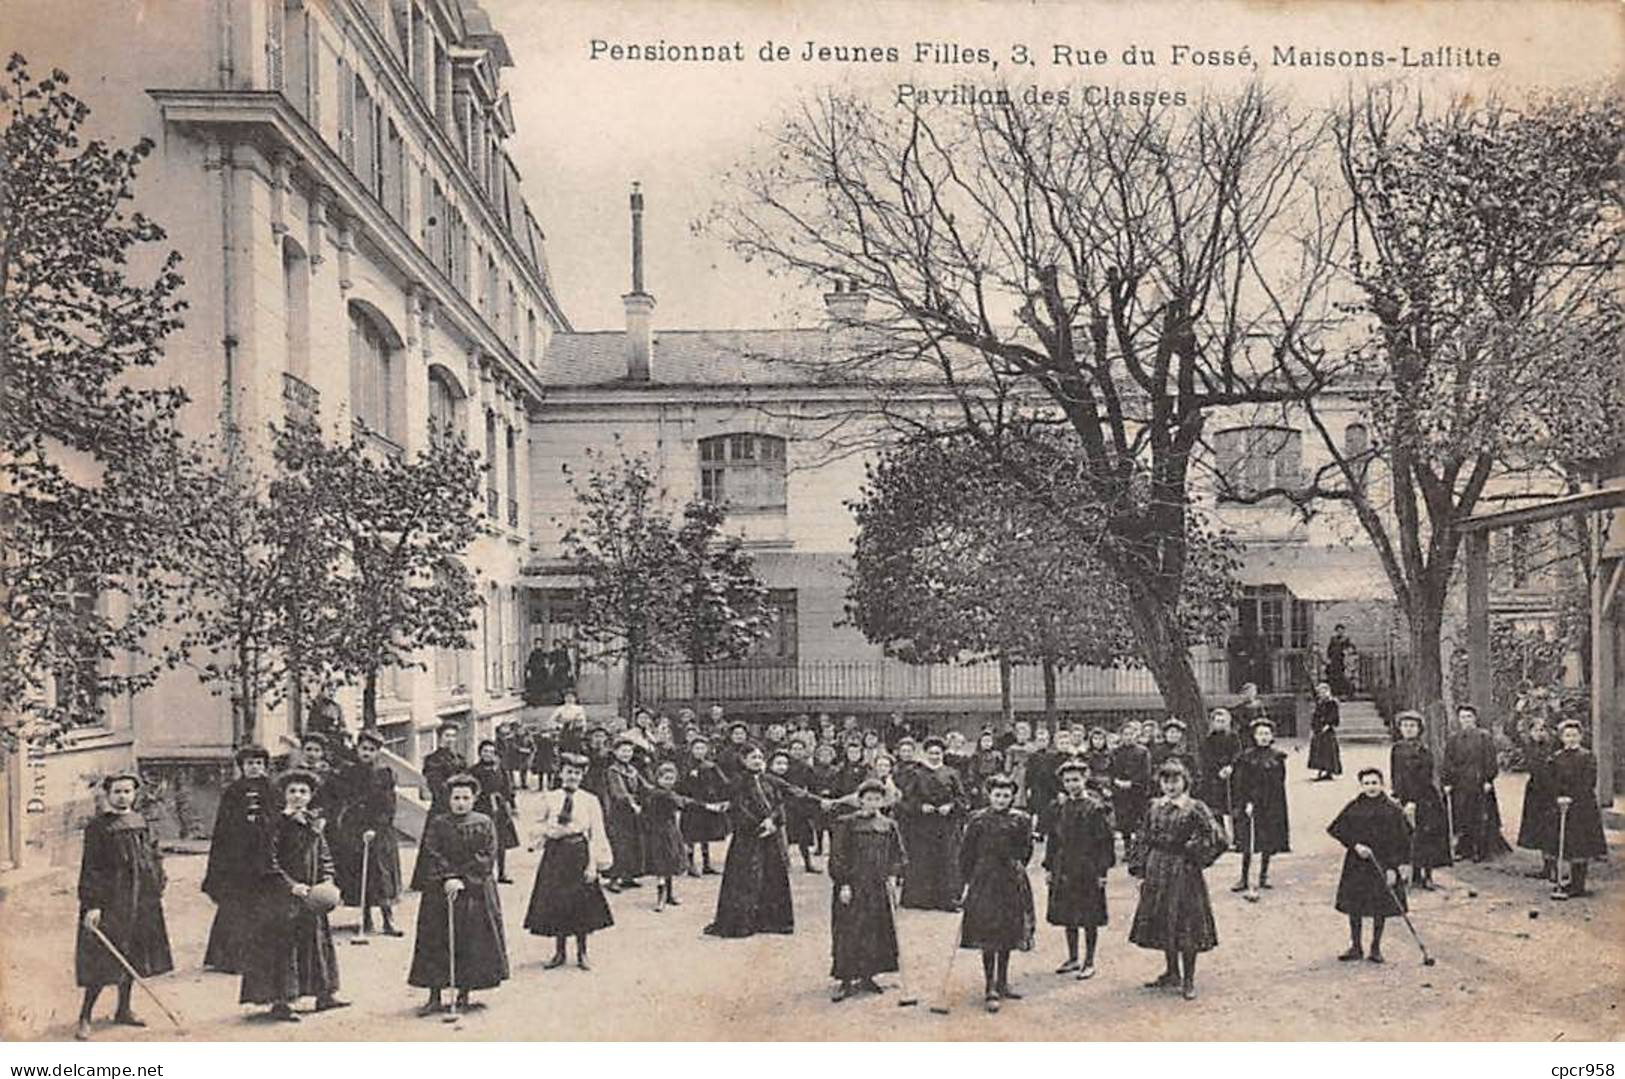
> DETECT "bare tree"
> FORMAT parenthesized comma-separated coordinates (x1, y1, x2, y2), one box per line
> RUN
(709, 87, 1343, 724)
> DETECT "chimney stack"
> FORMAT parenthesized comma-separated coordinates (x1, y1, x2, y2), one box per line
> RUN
(623, 181, 656, 381)
(823, 277, 868, 324)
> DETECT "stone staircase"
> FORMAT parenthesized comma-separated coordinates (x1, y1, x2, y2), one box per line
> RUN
(1339, 699, 1390, 744)
(278, 733, 430, 842)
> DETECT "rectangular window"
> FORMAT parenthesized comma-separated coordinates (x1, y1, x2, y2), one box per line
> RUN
(505, 424, 518, 526)
(265, 0, 285, 91)
(698, 434, 786, 512)
(484, 409, 499, 514)
(745, 590, 799, 664)
(337, 58, 355, 166)
(354, 77, 375, 190)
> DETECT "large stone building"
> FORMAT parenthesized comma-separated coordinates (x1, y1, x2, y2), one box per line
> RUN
(5, 0, 566, 866)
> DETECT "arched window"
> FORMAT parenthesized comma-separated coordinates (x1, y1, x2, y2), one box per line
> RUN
(698, 433, 787, 513)
(427, 366, 465, 442)
(348, 302, 402, 442)
(1213, 426, 1302, 500)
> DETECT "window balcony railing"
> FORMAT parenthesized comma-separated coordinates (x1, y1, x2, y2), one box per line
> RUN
(282, 372, 320, 423)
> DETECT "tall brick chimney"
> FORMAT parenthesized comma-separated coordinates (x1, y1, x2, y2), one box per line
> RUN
(823, 277, 868, 324)
(623, 181, 656, 381)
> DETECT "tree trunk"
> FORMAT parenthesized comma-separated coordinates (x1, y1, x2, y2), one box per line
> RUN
(998, 653, 1014, 727)
(1121, 583, 1208, 772)
(1042, 656, 1058, 724)
(623, 645, 641, 717)
(362, 668, 378, 730)
(235, 637, 255, 747)
(1405, 590, 1450, 760)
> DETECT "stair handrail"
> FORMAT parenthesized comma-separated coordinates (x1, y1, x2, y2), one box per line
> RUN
(275, 732, 430, 803)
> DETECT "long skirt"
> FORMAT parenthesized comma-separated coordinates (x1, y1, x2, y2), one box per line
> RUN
(1308, 729, 1343, 775)
(1544, 798, 1608, 861)
(1046, 871, 1108, 928)
(238, 901, 339, 1004)
(408, 880, 510, 990)
(899, 821, 961, 911)
(959, 866, 1035, 951)
(336, 832, 403, 908)
(1334, 853, 1406, 917)
(705, 833, 794, 938)
(641, 818, 687, 878)
(680, 805, 729, 844)
(1449, 785, 1511, 861)
(1128, 850, 1218, 954)
(203, 896, 257, 973)
(1408, 787, 1453, 869)
(523, 835, 614, 937)
(830, 880, 899, 979)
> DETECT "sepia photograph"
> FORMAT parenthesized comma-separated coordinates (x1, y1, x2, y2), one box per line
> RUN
(0, 0, 1621, 1056)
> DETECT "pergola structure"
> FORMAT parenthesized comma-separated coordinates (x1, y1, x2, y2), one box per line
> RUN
(1462, 482, 1625, 806)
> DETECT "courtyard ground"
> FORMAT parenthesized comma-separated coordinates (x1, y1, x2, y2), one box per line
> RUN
(1, 739, 1619, 1042)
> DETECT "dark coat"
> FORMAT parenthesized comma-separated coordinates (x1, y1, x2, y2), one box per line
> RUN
(1442, 726, 1510, 861)
(77, 812, 173, 987)
(639, 787, 689, 877)
(408, 812, 509, 990)
(958, 807, 1035, 951)
(1547, 747, 1607, 860)
(898, 764, 967, 911)
(203, 777, 273, 973)
(1391, 739, 1451, 869)
(1517, 740, 1560, 852)
(1109, 743, 1154, 833)
(331, 762, 403, 906)
(781, 759, 820, 847)
(470, 762, 520, 850)
(677, 760, 730, 843)
(1128, 797, 1224, 954)
(1233, 745, 1290, 853)
(828, 811, 907, 979)
(602, 762, 649, 878)
(1044, 793, 1115, 928)
(239, 812, 339, 1004)
(1308, 698, 1343, 775)
(705, 772, 794, 937)
(1327, 794, 1412, 916)
(1199, 731, 1240, 816)
(411, 747, 467, 892)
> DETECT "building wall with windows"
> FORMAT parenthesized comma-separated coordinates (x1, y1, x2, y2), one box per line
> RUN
(7, 0, 567, 827)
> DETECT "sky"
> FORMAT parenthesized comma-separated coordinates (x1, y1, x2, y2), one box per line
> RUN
(482, 0, 1622, 333)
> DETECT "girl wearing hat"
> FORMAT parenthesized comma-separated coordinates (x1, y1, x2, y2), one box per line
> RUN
(75, 773, 173, 1040)
(409, 774, 509, 1014)
(470, 739, 520, 885)
(828, 778, 907, 1001)
(1390, 711, 1451, 889)
(1516, 715, 1560, 882)
(1128, 761, 1225, 1000)
(1045, 759, 1115, 979)
(958, 773, 1035, 1012)
(333, 731, 405, 933)
(1327, 767, 1412, 963)
(524, 752, 615, 970)
(1548, 719, 1606, 899)
(203, 747, 273, 972)
(239, 770, 347, 1021)
(602, 737, 651, 893)
(1231, 718, 1289, 896)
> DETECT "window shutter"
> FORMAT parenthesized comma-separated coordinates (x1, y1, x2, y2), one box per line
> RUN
(265, 0, 285, 91)
(337, 58, 355, 166)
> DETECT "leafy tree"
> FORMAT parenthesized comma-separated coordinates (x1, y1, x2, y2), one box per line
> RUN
(1, 54, 189, 738)
(280, 425, 483, 729)
(560, 448, 768, 710)
(1274, 90, 1625, 746)
(711, 87, 1338, 726)
(847, 429, 1236, 723)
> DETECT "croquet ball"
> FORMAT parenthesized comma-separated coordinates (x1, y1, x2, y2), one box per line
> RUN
(1467, 890, 1479, 898)
(1529, 910, 1540, 919)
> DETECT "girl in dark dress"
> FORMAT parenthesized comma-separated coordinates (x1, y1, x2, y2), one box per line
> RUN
(203, 747, 273, 973)
(1390, 711, 1451, 888)
(408, 774, 509, 1014)
(899, 737, 969, 910)
(1045, 759, 1115, 979)
(602, 738, 649, 892)
(332, 731, 405, 933)
(1327, 767, 1413, 963)
(1199, 708, 1239, 838)
(1308, 682, 1344, 780)
(833, 740, 869, 801)
(959, 774, 1035, 1013)
(967, 731, 1007, 805)
(829, 779, 908, 1001)
(1517, 717, 1560, 882)
(1232, 718, 1290, 897)
(1549, 719, 1607, 900)
(1128, 762, 1226, 1001)
(524, 753, 615, 970)
(75, 774, 173, 1042)
(642, 761, 690, 911)
(783, 738, 822, 872)
(470, 740, 520, 885)
(677, 737, 730, 877)
(1442, 704, 1511, 862)
(239, 771, 346, 1021)
(412, 723, 468, 892)
(1110, 720, 1154, 876)
(705, 745, 796, 938)
(808, 741, 841, 858)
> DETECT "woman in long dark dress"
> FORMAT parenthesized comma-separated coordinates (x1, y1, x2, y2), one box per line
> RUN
(1390, 711, 1451, 888)
(524, 753, 615, 970)
(1548, 719, 1607, 900)
(203, 747, 273, 973)
(470, 741, 520, 885)
(602, 738, 650, 891)
(705, 745, 796, 938)
(1128, 762, 1225, 1001)
(958, 774, 1035, 1013)
(1232, 717, 1290, 895)
(899, 737, 968, 910)
(1110, 720, 1154, 876)
(1442, 704, 1511, 862)
(1516, 716, 1559, 882)
(411, 723, 468, 892)
(239, 770, 346, 1021)
(677, 737, 730, 877)
(1327, 767, 1413, 963)
(408, 774, 509, 1013)
(1045, 758, 1115, 979)
(1198, 708, 1239, 838)
(829, 779, 908, 1001)
(332, 731, 405, 933)
(1308, 682, 1343, 780)
(75, 774, 173, 1041)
